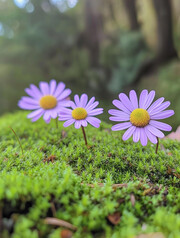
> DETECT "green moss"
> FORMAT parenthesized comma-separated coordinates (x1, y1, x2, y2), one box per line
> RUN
(0, 111, 180, 238)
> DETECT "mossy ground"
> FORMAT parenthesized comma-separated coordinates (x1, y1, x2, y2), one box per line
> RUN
(0, 111, 180, 238)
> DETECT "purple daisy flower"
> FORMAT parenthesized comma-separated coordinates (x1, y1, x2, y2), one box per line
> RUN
(18, 79, 71, 123)
(108, 90, 174, 146)
(59, 94, 103, 129)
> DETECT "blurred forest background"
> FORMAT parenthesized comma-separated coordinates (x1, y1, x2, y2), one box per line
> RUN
(0, 0, 180, 129)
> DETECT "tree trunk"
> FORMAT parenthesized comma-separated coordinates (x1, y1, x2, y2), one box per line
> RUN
(122, 0, 140, 30)
(107, 0, 116, 22)
(84, 0, 104, 67)
(152, 0, 178, 62)
(131, 0, 178, 86)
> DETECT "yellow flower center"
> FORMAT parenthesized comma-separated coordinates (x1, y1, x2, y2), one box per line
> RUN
(72, 107, 87, 120)
(130, 108, 150, 127)
(39, 95, 57, 109)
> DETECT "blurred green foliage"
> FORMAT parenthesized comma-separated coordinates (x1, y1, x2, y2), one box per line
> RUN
(0, 0, 180, 128)
(0, 111, 180, 237)
(0, 0, 90, 114)
(101, 31, 149, 92)
(0, 0, 149, 116)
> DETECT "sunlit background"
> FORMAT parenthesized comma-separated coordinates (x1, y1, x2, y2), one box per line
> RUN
(0, 0, 180, 129)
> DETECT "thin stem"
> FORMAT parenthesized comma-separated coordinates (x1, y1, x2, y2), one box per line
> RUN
(0, 203, 2, 234)
(155, 137, 159, 154)
(9, 127, 24, 155)
(81, 126, 88, 146)
(55, 118, 58, 129)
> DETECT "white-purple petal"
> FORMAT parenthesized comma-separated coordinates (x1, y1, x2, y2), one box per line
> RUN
(59, 115, 72, 121)
(74, 95, 80, 107)
(88, 108, 103, 116)
(108, 109, 129, 117)
(29, 84, 42, 99)
(85, 97, 95, 110)
(140, 128, 148, 146)
(133, 127, 140, 142)
(149, 101, 170, 115)
(87, 116, 101, 124)
(79, 94, 88, 107)
(31, 113, 43, 122)
(119, 93, 134, 112)
(112, 100, 131, 114)
(111, 122, 132, 131)
(109, 116, 130, 122)
(27, 108, 44, 119)
(45, 117, 51, 124)
(39, 82, 49, 95)
(86, 117, 101, 128)
(49, 109, 58, 119)
(69, 101, 77, 109)
(74, 120, 82, 129)
(57, 89, 71, 101)
(144, 127, 157, 144)
(129, 90, 138, 109)
(149, 120, 172, 131)
(147, 97, 164, 114)
(146, 125, 164, 138)
(63, 119, 75, 127)
(139, 89, 148, 108)
(43, 111, 51, 121)
(18, 101, 40, 110)
(25, 88, 40, 100)
(54, 82, 65, 97)
(150, 110, 174, 120)
(59, 99, 71, 108)
(144, 90, 155, 110)
(86, 101, 99, 112)
(81, 119, 88, 127)
(59, 108, 73, 115)
(122, 126, 136, 141)
(49, 79, 57, 95)
(21, 96, 39, 105)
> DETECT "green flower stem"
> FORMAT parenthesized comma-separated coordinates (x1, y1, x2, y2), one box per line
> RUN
(55, 118, 58, 129)
(155, 137, 159, 154)
(81, 126, 88, 146)
(9, 127, 24, 155)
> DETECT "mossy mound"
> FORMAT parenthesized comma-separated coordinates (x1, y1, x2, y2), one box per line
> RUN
(0, 111, 180, 238)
